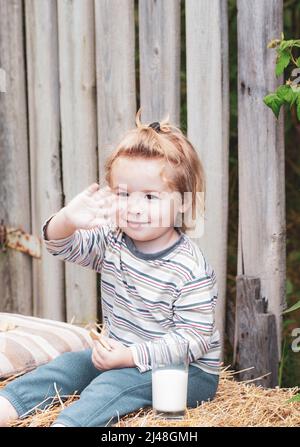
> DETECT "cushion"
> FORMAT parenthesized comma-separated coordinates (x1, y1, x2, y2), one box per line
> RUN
(0, 313, 94, 379)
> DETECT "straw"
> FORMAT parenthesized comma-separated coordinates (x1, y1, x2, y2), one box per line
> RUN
(1, 367, 299, 427)
(88, 320, 112, 351)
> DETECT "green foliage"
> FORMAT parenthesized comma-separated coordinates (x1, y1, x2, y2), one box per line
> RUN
(226, 0, 300, 390)
(264, 93, 285, 118)
(283, 300, 300, 314)
(263, 34, 300, 120)
(288, 394, 300, 403)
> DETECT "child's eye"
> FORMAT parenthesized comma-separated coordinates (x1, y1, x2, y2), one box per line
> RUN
(116, 192, 159, 200)
(145, 194, 159, 200)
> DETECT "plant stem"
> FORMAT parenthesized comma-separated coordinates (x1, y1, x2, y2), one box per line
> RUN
(278, 337, 287, 387)
(289, 49, 298, 66)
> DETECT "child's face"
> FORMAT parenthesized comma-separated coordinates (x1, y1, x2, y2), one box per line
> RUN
(110, 157, 183, 241)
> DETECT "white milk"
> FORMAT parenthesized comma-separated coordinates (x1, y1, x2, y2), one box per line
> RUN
(152, 369, 188, 412)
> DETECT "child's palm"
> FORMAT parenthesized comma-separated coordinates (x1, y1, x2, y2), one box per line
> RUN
(63, 183, 116, 230)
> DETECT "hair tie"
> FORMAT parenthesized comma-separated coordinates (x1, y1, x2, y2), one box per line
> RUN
(149, 121, 161, 132)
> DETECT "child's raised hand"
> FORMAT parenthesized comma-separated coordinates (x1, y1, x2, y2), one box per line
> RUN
(61, 183, 118, 230)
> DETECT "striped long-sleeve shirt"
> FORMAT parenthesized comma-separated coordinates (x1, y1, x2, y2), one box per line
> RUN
(42, 215, 221, 375)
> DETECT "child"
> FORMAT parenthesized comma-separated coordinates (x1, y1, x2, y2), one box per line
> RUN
(0, 109, 221, 427)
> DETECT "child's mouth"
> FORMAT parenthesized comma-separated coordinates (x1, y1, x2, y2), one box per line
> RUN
(126, 220, 149, 228)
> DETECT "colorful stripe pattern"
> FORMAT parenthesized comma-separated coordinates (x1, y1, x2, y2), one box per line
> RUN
(42, 214, 221, 375)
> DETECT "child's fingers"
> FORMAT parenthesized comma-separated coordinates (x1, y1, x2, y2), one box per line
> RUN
(82, 192, 120, 227)
(98, 336, 113, 351)
(85, 183, 100, 197)
(92, 185, 115, 202)
(93, 196, 117, 212)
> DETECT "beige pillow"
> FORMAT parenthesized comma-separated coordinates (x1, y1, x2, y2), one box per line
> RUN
(0, 313, 93, 379)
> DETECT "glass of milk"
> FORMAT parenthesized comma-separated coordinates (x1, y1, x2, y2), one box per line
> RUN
(151, 338, 189, 419)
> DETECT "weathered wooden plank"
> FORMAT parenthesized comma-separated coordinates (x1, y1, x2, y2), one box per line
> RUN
(226, 295, 235, 349)
(25, 0, 64, 320)
(138, 0, 181, 124)
(186, 0, 229, 351)
(237, 0, 285, 357)
(57, 0, 98, 325)
(95, 0, 136, 184)
(0, 0, 32, 315)
(234, 275, 279, 388)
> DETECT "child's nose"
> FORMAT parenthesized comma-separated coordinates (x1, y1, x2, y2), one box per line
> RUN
(128, 195, 146, 214)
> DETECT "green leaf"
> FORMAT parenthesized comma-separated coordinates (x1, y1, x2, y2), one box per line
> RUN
(289, 91, 300, 108)
(275, 50, 291, 77)
(279, 39, 300, 50)
(296, 57, 300, 68)
(283, 300, 300, 314)
(287, 393, 300, 403)
(276, 85, 297, 105)
(291, 94, 299, 108)
(263, 93, 283, 118)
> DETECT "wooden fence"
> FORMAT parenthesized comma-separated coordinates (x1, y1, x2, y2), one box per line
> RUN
(0, 0, 286, 381)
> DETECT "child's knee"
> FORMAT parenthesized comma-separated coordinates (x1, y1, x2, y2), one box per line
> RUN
(46, 349, 93, 370)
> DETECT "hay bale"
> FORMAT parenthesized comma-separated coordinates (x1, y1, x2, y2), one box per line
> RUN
(1, 368, 299, 427)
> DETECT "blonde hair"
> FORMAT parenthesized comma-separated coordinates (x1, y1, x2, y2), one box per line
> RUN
(104, 108, 206, 235)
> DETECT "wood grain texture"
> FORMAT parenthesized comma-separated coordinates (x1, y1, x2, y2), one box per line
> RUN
(237, 0, 285, 357)
(57, 0, 98, 325)
(0, 0, 32, 315)
(25, 0, 64, 320)
(139, 0, 181, 124)
(234, 276, 279, 388)
(95, 0, 137, 184)
(186, 0, 229, 352)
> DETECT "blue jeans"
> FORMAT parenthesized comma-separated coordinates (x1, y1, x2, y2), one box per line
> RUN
(0, 349, 219, 427)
